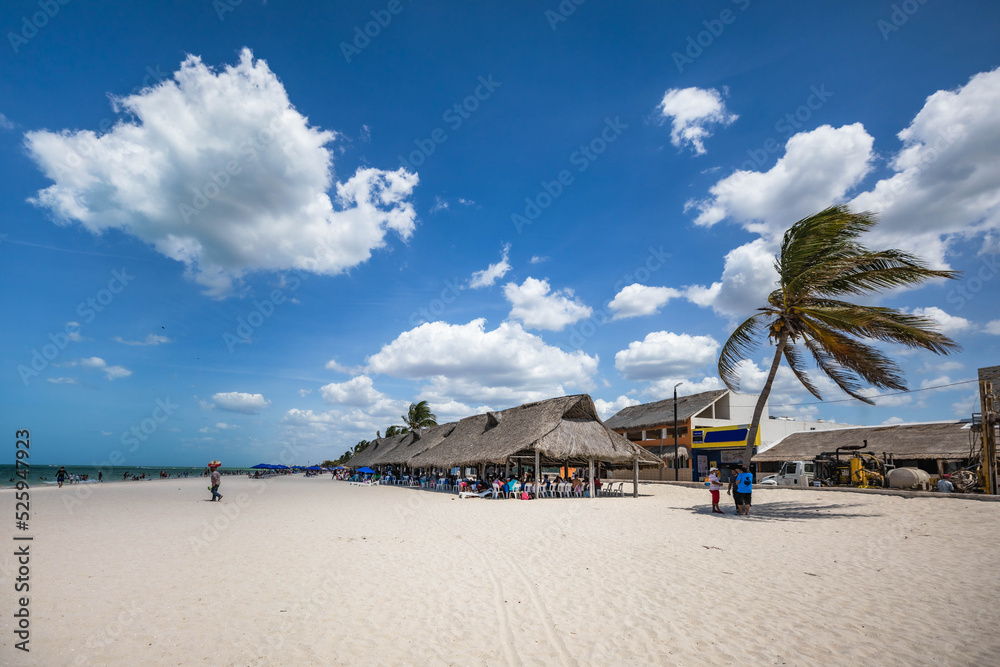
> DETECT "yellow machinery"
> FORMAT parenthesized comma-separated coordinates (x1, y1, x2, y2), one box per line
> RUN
(814, 441, 887, 488)
(850, 454, 885, 488)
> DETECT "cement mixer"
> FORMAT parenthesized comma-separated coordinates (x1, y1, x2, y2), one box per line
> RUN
(886, 467, 931, 491)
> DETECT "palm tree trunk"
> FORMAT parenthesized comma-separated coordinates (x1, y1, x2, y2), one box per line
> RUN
(743, 329, 789, 470)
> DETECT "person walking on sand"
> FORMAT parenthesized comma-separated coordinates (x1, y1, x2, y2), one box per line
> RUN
(56, 466, 69, 488)
(708, 467, 724, 514)
(735, 465, 755, 516)
(726, 466, 741, 514)
(208, 463, 223, 502)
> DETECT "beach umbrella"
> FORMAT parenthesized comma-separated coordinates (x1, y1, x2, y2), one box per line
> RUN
(307, 465, 322, 471)
(250, 464, 270, 469)
(333, 466, 348, 470)
(208, 460, 222, 468)
(358, 466, 375, 474)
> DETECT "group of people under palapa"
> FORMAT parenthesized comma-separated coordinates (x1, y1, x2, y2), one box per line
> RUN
(707, 465, 754, 516)
(342, 468, 603, 498)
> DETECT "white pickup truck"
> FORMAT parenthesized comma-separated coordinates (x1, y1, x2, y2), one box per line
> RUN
(773, 460, 816, 486)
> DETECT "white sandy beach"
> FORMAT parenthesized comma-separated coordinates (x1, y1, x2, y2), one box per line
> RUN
(3, 476, 999, 666)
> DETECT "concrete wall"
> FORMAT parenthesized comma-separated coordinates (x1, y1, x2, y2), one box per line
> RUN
(727, 391, 766, 423)
(758, 419, 857, 452)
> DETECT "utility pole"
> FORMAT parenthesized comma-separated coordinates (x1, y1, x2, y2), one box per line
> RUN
(673, 382, 682, 481)
(980, 380, 998, 495)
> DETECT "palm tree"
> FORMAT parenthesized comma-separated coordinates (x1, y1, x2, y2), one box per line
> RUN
(384, 425, 404, 437)
(718, 205, 961, 467)
(401, 400, 437, 433)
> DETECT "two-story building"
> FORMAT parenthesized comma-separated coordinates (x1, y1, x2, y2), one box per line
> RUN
(604, 389, 854, 481)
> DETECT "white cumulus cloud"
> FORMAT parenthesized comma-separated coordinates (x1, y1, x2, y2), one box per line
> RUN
(24, 49, 418, 298)
(469, 243, 512, 288)
(984, 320, 1000, 335)
(319, 375, 407, 418)
(594, 395, 640, 420)
(614, 331, 720, 381)
(850, 66, 1000, 264)
(657, 87, 737, 155)
(366, 318, 598, 406)
(608, 284, 682, 319)
(212, 391, 270, 414)
(687, 123, 875, 233)
(503, 277, 592, 331)
(644, 376, 724, 399)
(682, 238, 778, 319)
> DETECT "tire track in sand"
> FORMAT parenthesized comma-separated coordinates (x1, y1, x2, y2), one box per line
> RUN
(428, 509, 522, 666)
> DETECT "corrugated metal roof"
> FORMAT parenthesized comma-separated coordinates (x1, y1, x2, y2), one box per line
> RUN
(604, 389, 728, 431)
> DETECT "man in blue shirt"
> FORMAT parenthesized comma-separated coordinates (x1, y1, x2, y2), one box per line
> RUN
(735, 465, 755, 516)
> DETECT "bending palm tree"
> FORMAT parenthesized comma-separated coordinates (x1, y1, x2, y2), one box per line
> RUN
(718, 205, 961, 468)
(401, 400, 437, 433)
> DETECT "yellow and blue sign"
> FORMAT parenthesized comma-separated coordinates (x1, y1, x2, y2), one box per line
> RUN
(691, 424, 760, 449)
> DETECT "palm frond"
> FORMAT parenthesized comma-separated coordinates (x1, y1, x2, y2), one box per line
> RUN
(782, 343, 822, 400)
(778, 206, 876, 290)
(804, 338, 875, 404)
(718, 313, 770, 391)
(802, 251, 959, 297)
(800, 305, 960, 354)
(804, 325, 907, 391)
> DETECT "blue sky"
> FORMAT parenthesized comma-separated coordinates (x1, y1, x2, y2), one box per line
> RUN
(2, 0, 998, 466)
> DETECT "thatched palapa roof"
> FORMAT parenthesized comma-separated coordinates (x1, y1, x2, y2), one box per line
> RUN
(604, 389, 728, 431)
(752, 421, 976, 462)
(344, 395, 662, 469)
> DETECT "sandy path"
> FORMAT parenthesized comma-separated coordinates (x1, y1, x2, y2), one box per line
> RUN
(2, 477, 998, 666)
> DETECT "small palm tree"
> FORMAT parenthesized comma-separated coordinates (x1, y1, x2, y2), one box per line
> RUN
(401, 400, 437, 433)
(384, 425, 404, 437)
(718, 205, 961, 467)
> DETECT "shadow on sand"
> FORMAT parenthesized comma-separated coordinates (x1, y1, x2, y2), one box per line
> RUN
(676, 500, 881, 521)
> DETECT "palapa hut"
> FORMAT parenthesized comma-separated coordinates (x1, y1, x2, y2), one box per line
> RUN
(352, 422, 459, 470)
(345, 395, 662, 497)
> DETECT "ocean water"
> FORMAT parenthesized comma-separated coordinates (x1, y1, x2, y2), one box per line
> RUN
(0, 465, 246, 489)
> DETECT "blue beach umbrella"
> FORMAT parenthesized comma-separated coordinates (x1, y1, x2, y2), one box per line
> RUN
(357, 467, 375, 474)
(251, 464, 270, 469)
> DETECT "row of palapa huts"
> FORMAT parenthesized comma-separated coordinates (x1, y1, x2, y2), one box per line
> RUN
(344, 395, 663, 497)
